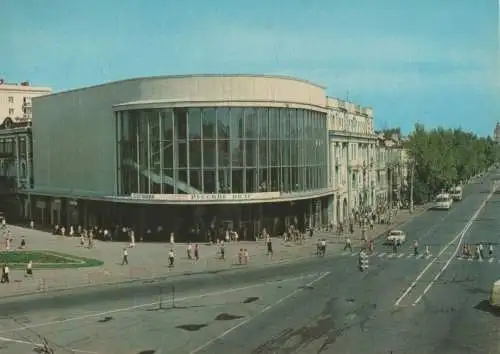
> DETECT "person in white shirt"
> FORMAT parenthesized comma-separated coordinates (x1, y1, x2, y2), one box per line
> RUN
(121, 248, 128, 265)
(25, 260, 33, 277)
(168, 249, 175, 268)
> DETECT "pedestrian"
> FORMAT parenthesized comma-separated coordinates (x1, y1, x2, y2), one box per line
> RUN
(344, 238, 352, 253)
(194, 244, 199, 261)
(267, 237, 273, 257)
(320, 239, 327, 256)
(187, 242, 192, 260)
(121, 248, 128, 265)
(1, 264, 9, 283)
(168, 249, 175, 268)
(25, 260, 33, 277)
(489, 243, 494, 258)
(413, 240, 419, 256)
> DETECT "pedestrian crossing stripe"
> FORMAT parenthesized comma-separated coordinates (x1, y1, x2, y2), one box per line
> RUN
(455, 256, 499, 264)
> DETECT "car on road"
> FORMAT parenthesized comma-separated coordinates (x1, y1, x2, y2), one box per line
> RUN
(385, 230, 406, 244)
(433, 193, 453, 210)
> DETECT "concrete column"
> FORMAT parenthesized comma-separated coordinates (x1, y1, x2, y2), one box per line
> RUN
(328, 195, 335, 226)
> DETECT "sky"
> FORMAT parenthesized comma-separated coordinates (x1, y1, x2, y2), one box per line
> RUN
(2, 0, 499, 136)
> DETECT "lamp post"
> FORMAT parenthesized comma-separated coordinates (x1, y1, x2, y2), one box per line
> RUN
(388, 161, 393, 223)
(409, 158, 415, 214)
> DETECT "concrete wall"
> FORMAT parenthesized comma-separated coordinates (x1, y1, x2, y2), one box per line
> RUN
(32, 74, 327, 196)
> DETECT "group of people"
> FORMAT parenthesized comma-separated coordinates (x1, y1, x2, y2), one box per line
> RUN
(462, 243, 494, 260)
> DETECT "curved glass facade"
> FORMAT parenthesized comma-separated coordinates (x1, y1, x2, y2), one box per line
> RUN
(116, 107, 328, 195)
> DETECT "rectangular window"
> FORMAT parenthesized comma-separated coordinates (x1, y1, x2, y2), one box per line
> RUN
(202, 108, 217, 139)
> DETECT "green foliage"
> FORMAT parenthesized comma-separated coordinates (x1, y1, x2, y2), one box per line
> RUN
(0, 251, 103, 269)
(405, 123, 499, 202)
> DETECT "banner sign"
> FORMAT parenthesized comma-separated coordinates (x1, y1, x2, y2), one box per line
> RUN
(130, 192, 281, 202)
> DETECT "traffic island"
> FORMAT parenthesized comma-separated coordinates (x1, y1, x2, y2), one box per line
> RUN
(0, 250, 103, 269)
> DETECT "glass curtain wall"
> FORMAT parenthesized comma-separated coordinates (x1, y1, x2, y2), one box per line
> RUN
(117, 107, 327, 195)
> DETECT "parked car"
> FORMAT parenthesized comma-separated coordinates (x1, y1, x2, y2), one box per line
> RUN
(385, 230, 406, 244)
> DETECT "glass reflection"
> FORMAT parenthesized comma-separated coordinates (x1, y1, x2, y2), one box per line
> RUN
(117, 106, 328, 195)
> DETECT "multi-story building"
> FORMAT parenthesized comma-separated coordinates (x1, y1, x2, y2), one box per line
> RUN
(0, 80, 51, 220)
(0, 80, 52, 129)
(8, 73, 412, 234)
(23, 74, 332, 239)
(327, 97, 378, 224)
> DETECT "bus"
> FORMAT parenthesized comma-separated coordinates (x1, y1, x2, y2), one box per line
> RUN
(449, 186, 463, 201)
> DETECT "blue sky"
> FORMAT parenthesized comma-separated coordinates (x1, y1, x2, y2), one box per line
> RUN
(2, 0, 498, 136)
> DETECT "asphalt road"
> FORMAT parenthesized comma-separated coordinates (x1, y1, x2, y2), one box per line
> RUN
(0, 171, 498, 354)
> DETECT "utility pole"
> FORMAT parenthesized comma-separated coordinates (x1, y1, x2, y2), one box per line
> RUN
(409, 160, 414, 214)
(388, 163, 393, 223)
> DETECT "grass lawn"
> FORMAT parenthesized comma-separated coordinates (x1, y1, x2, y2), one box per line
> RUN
(0, 250, 103, 269)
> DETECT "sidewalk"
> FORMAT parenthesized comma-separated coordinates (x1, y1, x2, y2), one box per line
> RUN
(0, 206, 427, 296)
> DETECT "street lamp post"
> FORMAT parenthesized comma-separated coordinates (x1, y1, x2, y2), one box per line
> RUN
(388, 161, 393, 223)
(409, 158, 415, 214)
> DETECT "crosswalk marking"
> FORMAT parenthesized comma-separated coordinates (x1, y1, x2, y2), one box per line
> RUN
(340, 251, 499, 264)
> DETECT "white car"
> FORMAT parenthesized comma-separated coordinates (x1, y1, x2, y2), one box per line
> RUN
(386, 230, 406, 244)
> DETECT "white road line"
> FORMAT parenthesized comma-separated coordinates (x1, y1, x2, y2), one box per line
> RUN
(397, 253, 405, 258)
(0, 273, 319, 335)
(189, 271, 331, 354)
(489, 258, 495, 263)
(370, 252, 379, 257)
(378, 253, 386, 258)
(395, 187, 495, 307)
(425, 255, 432, 260)
(416, 255, 423, 259)
(411, 188, 495, 306)
(406, 254, 413, 258)
(467, 258, 473, 262)
(341, 252, 349, 256)
(0, 335, 98, 353)
(456, 257, 464, 261)
(387, 254, 395, 259)
(350, 253, 358, 257)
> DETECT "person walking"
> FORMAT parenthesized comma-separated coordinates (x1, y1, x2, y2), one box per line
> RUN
(121, 248, 129, 265)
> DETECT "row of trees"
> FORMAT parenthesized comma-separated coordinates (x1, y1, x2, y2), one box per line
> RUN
(404, 124, 500, 203)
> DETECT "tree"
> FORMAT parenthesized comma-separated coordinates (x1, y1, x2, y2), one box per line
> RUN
(404, 124, 499, 203)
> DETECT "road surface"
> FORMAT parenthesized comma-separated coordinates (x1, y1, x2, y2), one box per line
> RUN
(0, 172, 498, 354)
